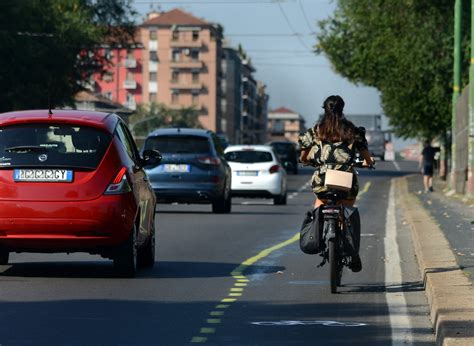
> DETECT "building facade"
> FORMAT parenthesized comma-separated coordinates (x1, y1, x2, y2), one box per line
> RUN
(221, 47, 243, 144)
(140, 9, 224, 133)
(267, 107, 306, 144)
(93, 44, 143, 111)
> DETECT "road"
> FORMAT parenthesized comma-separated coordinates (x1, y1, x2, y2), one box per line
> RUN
(0, 161, 435, 345)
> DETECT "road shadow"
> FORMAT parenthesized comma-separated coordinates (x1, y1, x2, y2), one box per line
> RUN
(340, 280, 425, 294)
(0, 260, 285, 280)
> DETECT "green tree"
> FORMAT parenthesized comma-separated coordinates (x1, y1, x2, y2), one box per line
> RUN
(0, 0, 136, 112)
(129, 103, 201, 137)
(317, 0, 471, 140)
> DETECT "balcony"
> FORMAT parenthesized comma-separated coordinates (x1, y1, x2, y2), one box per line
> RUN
(170, 82, 203, 91)
(124, 59, 137, 69)
(170, 40, 203, 48)
(169, 60, 203, 69)
(123, 80, 137, 89)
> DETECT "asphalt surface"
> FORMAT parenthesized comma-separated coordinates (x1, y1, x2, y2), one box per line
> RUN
(0, 161, 435, 345)
(407, 176, 474, 281)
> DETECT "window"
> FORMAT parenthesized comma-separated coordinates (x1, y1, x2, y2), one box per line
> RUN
(224, 150, 273, 163)
(149, 72, 157, 82)
(0, 124, 112, 169)
(149, 30, 157, 40)
(127, 50, 134, 60)
(192, 93, 199, 105)
(171, 91, 179, 104)
(149, 93, 157, 102)
(103, 72, 114, 83)
(192, 31, 199, 41)
(171, 71, 179, 83)
(272, 120, 285, 135)
(191, 50, 199, 61)
(149, 51, 158, 61)
(116, 123, 139, 163)
(104, 92, 112, 100)
(172, 50, 180, 62)
(172, 30, 179, 41)
(192, 71, 199, 83)
(144, 135, 211, 154)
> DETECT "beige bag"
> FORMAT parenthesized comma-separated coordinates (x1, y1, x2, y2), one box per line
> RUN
(324, 169, 353, 192)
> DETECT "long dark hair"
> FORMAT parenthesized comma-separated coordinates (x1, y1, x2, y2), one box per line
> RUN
(317, 95, 355, 143)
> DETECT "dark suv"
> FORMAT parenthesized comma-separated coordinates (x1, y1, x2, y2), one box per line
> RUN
(143, 128, 232, 213)
(268, 141, 299, 174)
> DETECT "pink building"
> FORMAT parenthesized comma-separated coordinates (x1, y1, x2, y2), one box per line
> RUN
(93, 44, 143, 110)
(140, 9, 224, 132)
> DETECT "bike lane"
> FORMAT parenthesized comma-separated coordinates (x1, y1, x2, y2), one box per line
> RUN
(195, 163, 434, 345)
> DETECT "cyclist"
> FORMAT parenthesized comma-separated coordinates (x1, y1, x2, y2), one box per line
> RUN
(298, 95, 374, 272)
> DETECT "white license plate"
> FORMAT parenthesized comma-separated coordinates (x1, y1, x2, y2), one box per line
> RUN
(164, 164, 191, 173)
(237, 171, 258, 176)
(14, 169, 73, 182)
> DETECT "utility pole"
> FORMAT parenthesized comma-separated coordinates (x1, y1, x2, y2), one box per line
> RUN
(469, 0, 474, 195)
(451, 0, 462, 189)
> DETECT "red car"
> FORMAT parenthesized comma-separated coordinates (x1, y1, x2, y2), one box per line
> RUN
(0, 110, 161, 277)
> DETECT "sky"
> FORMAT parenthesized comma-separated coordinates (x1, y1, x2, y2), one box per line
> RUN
(132, 0, 413, 148)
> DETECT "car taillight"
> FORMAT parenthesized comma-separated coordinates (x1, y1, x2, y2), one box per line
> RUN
(105, 167, 131, 195)
(269, 165, 279, 174)
(198, 156, 221, 166)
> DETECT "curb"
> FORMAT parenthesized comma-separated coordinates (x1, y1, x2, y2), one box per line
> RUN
(397, 177, 474, 346)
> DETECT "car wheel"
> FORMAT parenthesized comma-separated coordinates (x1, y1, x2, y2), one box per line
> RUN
(113, 225, 137, 278)
(212, 186, 232, 214)
(274, 191, 287, 205)
(0, 247, 9, 265)
(137, 219, 155, 269)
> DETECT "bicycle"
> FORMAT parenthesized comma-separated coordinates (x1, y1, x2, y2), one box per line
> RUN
(318, 160, 373, 293)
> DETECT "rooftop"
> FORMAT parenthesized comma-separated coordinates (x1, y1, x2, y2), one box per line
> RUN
(142, 9, 209, 27)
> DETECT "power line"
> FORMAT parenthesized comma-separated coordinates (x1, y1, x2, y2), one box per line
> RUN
(276, 2, 312, 51)
(298, 0, 316, 34)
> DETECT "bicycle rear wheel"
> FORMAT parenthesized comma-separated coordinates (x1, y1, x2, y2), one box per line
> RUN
(329, 236, 343, 293)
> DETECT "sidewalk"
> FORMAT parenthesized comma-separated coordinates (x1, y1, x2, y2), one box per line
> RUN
(397, 175, 474, 345)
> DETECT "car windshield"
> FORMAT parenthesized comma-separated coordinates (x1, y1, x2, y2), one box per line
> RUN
(366, 131, 384, 143)
(271, 143, 295, 155)
(144, 135, 211, 154)
(0, 124, 112, 169)
(225, 150, 273, 163)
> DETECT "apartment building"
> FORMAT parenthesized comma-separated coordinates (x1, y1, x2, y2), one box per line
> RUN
(267, 107, 306, 143)
(221, 47, 243, 144)
(93, 44, 143, 111)
(140, 9, 224, 132)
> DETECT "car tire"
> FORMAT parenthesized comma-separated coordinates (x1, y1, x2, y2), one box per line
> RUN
(113, 225, 137, 278)
(137, 220, 155, 269)
(274, 191, 287, 205)
(212, 187, 232, 214)
(0, 247, 9, 265)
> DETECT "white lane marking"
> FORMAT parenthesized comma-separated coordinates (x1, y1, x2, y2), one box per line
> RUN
(361, 233, 375, 237)
(250, 320, 367, 327)
(392, 161, 401, 171)
(385, 180, 413, 346)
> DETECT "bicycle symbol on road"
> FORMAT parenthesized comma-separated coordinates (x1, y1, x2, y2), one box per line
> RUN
(250, 320, 367, 327)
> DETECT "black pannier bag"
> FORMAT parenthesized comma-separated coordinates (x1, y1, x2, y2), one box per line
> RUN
(342, 207, 360, 256)
(299, 208, 324, 254)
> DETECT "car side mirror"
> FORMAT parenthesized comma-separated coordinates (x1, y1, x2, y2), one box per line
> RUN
(141, 149, 162, 167)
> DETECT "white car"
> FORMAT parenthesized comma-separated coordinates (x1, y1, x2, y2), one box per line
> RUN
(224, 145, 287, 205)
